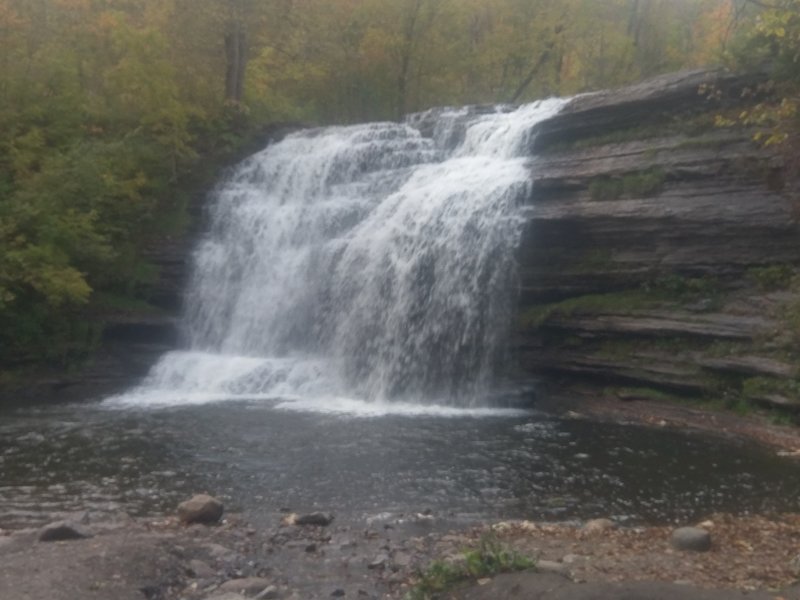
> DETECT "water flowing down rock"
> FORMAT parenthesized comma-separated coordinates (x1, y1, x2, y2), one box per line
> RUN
(109, 99, 565, 411)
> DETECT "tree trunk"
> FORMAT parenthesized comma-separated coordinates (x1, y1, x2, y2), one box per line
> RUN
(509, 46, 553, 103)
(225, 22, 247, 104)
(396, 0, 423, 120)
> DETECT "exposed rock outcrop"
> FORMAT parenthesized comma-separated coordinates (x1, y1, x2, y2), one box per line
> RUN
(516, 68, 800, 415)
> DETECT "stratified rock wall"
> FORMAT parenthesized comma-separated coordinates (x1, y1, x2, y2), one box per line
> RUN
(516, 69, 800, 413)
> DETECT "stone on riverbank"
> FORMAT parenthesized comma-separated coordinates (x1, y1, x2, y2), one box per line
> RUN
(38, 521, 91, 542)
(537, 559, 569, 575)
(671, 527, 712, 552)
(218, 577, 272, 595)
(583, 518, 616, 533)
(178, 494, 224, 525)
(294, 512, 334, 526)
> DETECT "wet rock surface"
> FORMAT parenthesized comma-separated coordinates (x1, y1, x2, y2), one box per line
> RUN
(38, 521, 92, 542)
(293, 512, 334, 527)
(671, 527, 712, 552)
(178, 494, 225, 525)
(516, 69, 800, 414)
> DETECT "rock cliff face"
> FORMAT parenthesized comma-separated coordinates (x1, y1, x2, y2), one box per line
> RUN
(515, 69, 800, 414)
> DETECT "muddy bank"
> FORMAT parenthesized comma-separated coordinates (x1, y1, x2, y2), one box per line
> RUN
(2, 506, 800, 600)
(535, 388, 800, 454)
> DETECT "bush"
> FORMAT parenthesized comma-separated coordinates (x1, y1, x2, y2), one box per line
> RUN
(405, 534, 535, 600)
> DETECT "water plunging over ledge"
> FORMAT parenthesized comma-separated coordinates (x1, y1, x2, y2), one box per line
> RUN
(108, 99, 566, 411)
(5, 100, 800, 530)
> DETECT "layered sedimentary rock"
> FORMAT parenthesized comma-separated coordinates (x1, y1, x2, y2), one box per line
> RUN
(516, 69, 800, 413)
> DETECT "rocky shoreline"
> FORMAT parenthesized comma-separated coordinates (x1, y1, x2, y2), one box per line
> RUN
(536, 388, 800, 455)
(2, 493, 799, 600)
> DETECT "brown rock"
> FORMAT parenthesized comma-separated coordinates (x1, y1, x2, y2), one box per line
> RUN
(294, 512, 333, 527)
(177, 494, 224, 525)
(38, 521, 91, 543)
(219, 577, 272, 596)
(583, 518, 616, 533)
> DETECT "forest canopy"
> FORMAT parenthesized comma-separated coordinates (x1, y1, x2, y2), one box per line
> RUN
(0, 0, 797, 368)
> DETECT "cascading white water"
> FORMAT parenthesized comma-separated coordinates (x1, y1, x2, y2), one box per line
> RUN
(108, 99, 565, 412)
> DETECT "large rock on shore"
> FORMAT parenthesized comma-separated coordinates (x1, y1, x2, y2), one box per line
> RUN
(38, 521, 91, 543)
(672, 527, 712, 552)
(178, 494, 224, 525)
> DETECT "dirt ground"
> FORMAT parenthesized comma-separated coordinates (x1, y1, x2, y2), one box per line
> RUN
(2, 509, 800, 600)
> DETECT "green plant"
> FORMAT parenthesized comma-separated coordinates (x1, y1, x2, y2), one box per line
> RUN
(622, 169, 665, 197)
(405, 534, 535, 600)
(588, 177, 624, 200)
(642, 274, 721, 301)
(742, 376, 800, 400)
(748, 265, 794, 291)
(588, 168, 665, 201)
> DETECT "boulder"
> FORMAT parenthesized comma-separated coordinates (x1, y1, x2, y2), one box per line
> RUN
(188, 559, 216, 579)
(537, 560, 569, 575)
(367, 553, 389, 570)
(38, 521, 91, 542)
(294, 512, 333, 527)
(177, 494, 224, 525)
(255, 586, 279, 600)
(671, 527, 712, 552)
(219, 577, 272, 596)
(583, 518, 616, 533)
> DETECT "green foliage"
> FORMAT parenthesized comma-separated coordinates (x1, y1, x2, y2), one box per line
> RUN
(623, 169, 666, 197)
(747, 265, 795, 291)
(743, 376, 800, 401)
(589, 169, 665, 201)
(519, 289, 657, 329)
(0, 0, 783, 370)
(405, 534, 535, 600)
(588, 177, 625, 201)
(721, 0, 800, 147)
(641, 274, 721, 300)
(520, 274, 724, 333)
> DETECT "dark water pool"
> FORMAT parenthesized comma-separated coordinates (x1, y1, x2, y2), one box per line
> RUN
(1, 399, 799, 529)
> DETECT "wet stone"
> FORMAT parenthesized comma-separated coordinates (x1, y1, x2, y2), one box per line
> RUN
(38, 521, 91, 542)
(178, 494, 224, 525)
(368, 554, 389, 569)
(537, 560, 569, 575)
(295, 512, 334, 527)
(583, 518, 616, 533)
(189, 559, 216, 579)
(219, 577, 272, 595)
(671, 527, 712, 552)
(255, 586, 279, 600)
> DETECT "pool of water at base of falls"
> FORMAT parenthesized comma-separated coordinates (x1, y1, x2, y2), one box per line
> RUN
(1, 396, 799, 530)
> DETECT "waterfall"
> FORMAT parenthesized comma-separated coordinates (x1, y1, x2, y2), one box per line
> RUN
(109, 99, 565, 411)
